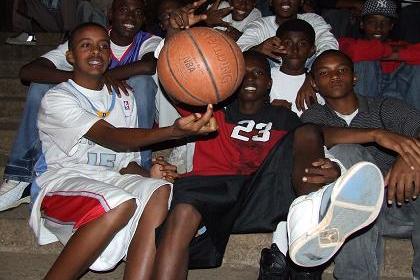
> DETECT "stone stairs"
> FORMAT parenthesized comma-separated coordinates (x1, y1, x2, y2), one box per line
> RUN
(0, 33, 414, 279)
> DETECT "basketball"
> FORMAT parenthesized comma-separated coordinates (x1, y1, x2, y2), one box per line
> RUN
(157, 27, 245, 106)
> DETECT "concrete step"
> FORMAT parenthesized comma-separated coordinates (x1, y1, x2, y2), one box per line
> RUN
(0, 96, 25, 118)
(0, 78, 28, 99)
(0, 60, 27, 78)
(0, 44, 55, 62)
(0, 205, 414, 279)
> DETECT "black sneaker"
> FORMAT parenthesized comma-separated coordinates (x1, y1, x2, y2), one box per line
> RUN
(288, 258, 324, 280)
(258, 243, 289, 280)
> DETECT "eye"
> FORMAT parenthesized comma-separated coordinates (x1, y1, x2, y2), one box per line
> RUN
(80, 42, 90, 48)
(318, 70, 328, 77)
(119, 6, 129, 13)
(338, 68, 348, 74)
(135, 9, 144, 17)
(99, 42, 110, 50)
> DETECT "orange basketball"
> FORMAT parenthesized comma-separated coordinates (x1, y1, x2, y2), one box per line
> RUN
(157, 27, 245, 106)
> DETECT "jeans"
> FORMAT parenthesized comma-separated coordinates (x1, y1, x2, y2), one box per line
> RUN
(328, 144, 420, 279)
(3, 75, 157, 182)
(354, 61, 420, 110)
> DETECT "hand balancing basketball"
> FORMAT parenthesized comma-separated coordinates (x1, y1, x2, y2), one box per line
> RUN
(157, 27, 245, 106)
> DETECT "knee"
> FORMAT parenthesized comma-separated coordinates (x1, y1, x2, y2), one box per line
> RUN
(106, 199, 137, 229)
(170, 203, 201, 224)
(294, 124, 323, 144)
(149, 185, 171, 209)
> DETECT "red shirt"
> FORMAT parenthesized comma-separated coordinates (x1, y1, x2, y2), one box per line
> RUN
(339, 37, 420, 74)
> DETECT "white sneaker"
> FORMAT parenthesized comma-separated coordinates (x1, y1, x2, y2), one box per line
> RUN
(287, 162, 384, 267)
(5, 32, 37, 46)
(0, 180, 31, 211)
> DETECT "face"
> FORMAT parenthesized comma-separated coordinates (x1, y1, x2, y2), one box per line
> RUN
(238, 55, 272, 102)
(109, 0, 145, 41)
(311, 53, 356, 100)
(228, 0, 256, 21)
(158, 0, 181, 32)
(278, 31, 314, 74)
(67, 26, 110, 77)
(361, 15, 394, 41)
(270, 0, 302, 19)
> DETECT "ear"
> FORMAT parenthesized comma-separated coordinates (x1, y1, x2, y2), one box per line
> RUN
(359, 21, 364, 31)
(267, 77, 273, 90)
(66, 50, 75, 66)
(269, 0, 273, 7)
(309, 74, 318, 91)
(300, 0, 304, 6)
(353, 74, 358, 86)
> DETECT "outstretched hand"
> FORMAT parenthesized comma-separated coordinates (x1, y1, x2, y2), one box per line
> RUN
(256, 37, 287, 61)
(172, 104, 218, 138)
(169, 0, 208, 30)
(302, 158, 341, 185)
(205, 0, 233, 28)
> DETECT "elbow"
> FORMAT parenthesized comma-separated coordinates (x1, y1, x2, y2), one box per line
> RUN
(19, 64, 31, 82)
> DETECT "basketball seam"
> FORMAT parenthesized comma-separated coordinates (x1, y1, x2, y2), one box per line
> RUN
(185, 29, 221, 103)
(218, 35, 241, 91)
(164, 40, 208, 105)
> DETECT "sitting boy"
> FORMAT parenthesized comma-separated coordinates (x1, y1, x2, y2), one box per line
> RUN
(0, 0, 161, 212)
(301, 49, 420, 279)
(152, 48, 384, 279)
(29, 22, 217, 279)
(339, 0, 420, 109)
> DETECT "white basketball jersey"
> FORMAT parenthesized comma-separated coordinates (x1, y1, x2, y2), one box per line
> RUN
(37, 79, 140, 177)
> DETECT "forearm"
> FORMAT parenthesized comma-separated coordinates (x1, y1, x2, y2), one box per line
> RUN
(106, 55, 157, 79)
(120, 161, 150, 177)
(322, 127, 378, 148)
(86, 120, 179, 152)
(19, 58, 73, 83)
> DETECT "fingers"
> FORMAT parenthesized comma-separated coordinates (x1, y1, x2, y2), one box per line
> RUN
(209, 0, 222, 11)
(414, 173, 420, 199)
(217, 7, 234, 17)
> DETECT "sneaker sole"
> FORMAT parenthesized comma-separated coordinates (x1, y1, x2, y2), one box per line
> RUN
(289, 162, 384, 267)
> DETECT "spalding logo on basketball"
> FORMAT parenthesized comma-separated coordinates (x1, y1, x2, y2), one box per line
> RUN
(157, 27, 245, 106)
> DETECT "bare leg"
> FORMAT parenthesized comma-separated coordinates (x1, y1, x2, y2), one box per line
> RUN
(153, 203, 202, 280)
(123, 185, 171, 280)
(292, 124, 325, 195)
(44, 199, 137, 280)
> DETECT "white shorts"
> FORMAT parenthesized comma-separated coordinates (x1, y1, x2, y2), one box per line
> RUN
(30, 170, 172, 271)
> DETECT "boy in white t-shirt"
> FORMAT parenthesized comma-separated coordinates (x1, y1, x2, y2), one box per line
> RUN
(30, 22, 217, 279)
(0, 0, 162, 213)
(270, 18, 324, 116)
(205, 0, 262, 41)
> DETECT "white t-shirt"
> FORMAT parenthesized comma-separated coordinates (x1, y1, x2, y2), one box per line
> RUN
(211, 1, 262, 32)
(335, 109, 359, 126)
(269, 69, 324, 116)
(37, 80, 140, 181)
(236, 14, 338, 64)
(42, 35, 162, 71)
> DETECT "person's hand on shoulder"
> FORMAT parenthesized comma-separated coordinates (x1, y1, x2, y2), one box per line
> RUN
(271, 99, 292, 110)
(302, 158, 341, 185)
(171, 104, 218, 138)
(385, 156, 420, 205)
(103, 72, 132, 97)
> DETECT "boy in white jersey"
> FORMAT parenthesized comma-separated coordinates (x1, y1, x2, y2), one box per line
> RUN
(29, 22, 217, 279)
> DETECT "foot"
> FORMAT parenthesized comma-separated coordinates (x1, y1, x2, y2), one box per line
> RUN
(258, 243, 289, 280)
(288, 162, 384, 267)
(5, 32, 37, 46)
(0, 180, 31, 211)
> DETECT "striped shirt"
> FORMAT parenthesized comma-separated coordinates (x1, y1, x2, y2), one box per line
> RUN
(301, 95, 420, 172)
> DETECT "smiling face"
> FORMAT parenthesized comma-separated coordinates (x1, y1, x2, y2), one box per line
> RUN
(228, 0, 256, 21)
(238, 53, 272, 103)
(109, 0, 145, 45)
(311, 51, 356, 100)
(66, 25, 110, 81)
(361, 15, 394, 41)
(270, 0, 302, 19)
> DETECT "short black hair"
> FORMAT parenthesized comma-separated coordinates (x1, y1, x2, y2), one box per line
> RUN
(311, 50, 354, 73)
(68, 22, 108, 50)
(112, 0, 145, 11)
(276, 18, 315, 46)
(243, 50, 271, 76)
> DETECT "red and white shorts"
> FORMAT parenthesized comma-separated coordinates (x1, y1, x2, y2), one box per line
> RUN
(30, 171, 172, 271)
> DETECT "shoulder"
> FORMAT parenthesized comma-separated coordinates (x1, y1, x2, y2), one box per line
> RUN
(298, 13, 329, 25)
(267, 105, 301, 127)
(300, 103, 328, 123)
